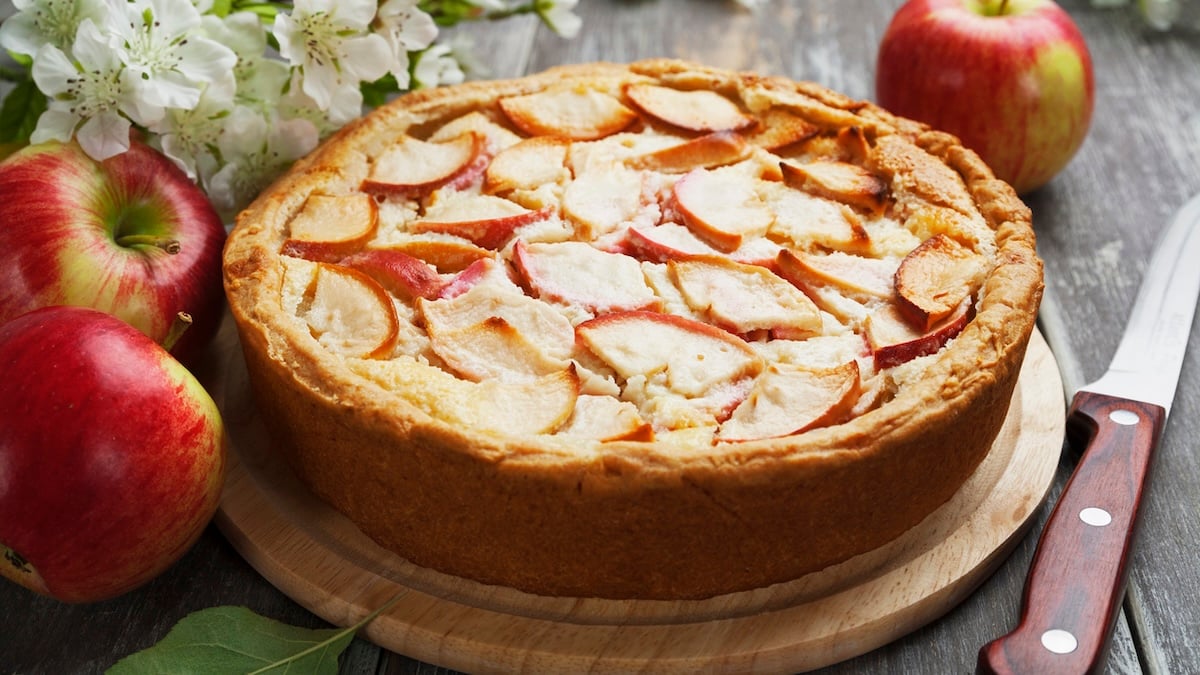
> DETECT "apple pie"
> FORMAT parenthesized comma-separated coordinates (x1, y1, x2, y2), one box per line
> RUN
(223, 59, 1043, 600)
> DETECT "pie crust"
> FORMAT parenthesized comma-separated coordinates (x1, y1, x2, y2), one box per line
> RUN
(223, 59, 1043, 600)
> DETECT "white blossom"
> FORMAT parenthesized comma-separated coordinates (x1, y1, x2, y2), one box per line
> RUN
(198, 12, 289, 113)
(272, 0, 393, 112)
(106, 0, 237, 111)
(29, 19, 159, 159)
(535, 0, 581, 39)
(205, 106, 319, 218)
(373, 0, 439, 90)
(0, 0, 107, 56)
(412, 43, 465, 89)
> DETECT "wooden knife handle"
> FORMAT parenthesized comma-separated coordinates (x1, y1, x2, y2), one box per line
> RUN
(977, 391, 1165, 675)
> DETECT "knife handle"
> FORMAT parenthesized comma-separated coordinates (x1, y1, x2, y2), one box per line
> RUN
(977, 391, 1165, 675)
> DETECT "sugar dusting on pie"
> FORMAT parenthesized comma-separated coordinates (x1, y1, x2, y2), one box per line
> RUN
(224, 60, 1043, 599)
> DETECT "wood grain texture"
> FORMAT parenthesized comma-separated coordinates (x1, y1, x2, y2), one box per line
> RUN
(208, 322, 1063, 674)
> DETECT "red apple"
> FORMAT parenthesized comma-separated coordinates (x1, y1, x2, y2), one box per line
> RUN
(875, 0, 1094, 194)
(0, 139, 227, 365)
(0, 306, 227, 603)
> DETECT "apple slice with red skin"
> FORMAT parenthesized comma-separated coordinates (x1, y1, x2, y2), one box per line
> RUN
(361, 132, 485, 197)
(673, 168, 774, 252)
(626, 130, 751, 172)
(623, 83, 756, 133)
(576, 310, 763, 398)
(668, 256, 823, 339)
(435, 258, 499, 300)
(280, 193, 379, 263)
(385, 239, 491, 274)
(499, 87, 639, 141)
(299, 262, 400, 359)
(410, 196, 554, 250)
(512, 240, 660, 314)
(619, 223, 781, 270)
(716, 360, 861, 442)
(894, 233, 987, 330)
(558, 394, 655, 442)
(0, 306, 226, 603)
(620, 223, 719, 262)
(780, 159, 889, 215)
(866, 299, 971, 370)
(338, 247, 445, 301)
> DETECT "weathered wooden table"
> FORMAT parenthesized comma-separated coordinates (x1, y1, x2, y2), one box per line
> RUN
(3, 1, 1199, 672)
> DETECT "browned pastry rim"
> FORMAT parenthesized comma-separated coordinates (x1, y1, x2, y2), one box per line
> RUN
(223, 59, 1043, 600)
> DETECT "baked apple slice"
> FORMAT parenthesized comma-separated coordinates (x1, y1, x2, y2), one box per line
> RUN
(674, 168, 774, 252)
(411, 195, 554, 250)
(623, 83, 755, 133)
(498, 87, 638, 141)
(298, 262, 400, 359)
(428, 110, 523, 152)
(743, 108, 820, 150)
(281, 193, 378, 262)
(558, 394, 654, 442)
(485, 136, 571, 195)
(362, 132, 484, 197)
(669, 256, 822, 339)
(418, 281, 576, 364)
(626, 130, 751, 172)
(894, 234, 987, 330)
(780, 159, 889, 215)
(767, 187, 870, 254)
(576, 310, 763, 398)
(776, 249, 897, 301)
(339, 248, 445, 301)
(561, 168, 647, 239)
(716, 360, 861, 442)
(512, 240, 660, 314)
(346, 359, 580, 436)
(866, 300, 971, 370)
(427, 315, 572, 382)
(621, 223, 719, 262)
(382, 239, 491, 274)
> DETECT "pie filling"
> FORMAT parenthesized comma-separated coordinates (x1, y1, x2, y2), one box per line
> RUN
(273, 78, 999, 448)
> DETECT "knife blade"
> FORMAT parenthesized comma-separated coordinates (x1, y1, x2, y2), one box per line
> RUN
(978, 191, 1200, 675)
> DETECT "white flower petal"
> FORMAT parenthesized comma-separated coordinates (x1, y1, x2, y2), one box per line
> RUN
(30, 44, 78, 96)
(70, 19, 120, 71)
(30, 108, 80, 145)
(332, 0, 379, 31)
(76, 112, 132, 160)
(300, 64, 339, 111)
(340, 33, 392, 83)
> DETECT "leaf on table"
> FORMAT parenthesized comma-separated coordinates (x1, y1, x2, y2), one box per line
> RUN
(105, 594, 402, 675)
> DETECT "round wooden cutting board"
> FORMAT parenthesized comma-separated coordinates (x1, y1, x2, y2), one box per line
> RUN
(204, 317, 1064, 674)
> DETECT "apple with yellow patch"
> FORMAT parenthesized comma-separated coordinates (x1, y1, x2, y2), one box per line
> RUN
(875, 0, 1093, 194)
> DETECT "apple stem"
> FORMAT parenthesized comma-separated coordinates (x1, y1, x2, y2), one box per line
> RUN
(162, 312, 193, 352)
(998, 0, 1009, 13)
(117, 234, 181, 254)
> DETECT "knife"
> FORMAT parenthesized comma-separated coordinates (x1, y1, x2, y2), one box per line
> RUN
(978, 191, 1200, 675)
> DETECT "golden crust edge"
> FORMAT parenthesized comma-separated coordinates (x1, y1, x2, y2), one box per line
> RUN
(222, 59, 1043, 599)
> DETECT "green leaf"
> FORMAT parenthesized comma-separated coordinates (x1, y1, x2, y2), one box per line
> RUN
(106, 594, 403, 675)
(0, 78, 47, 146)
